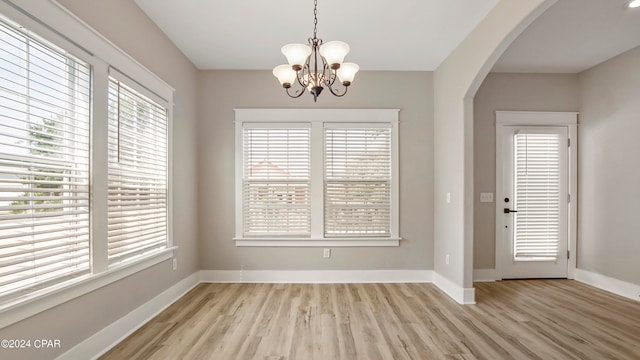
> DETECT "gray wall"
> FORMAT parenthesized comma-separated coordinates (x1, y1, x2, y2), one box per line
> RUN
(473, 73, 579, 270)
(198, 70, 434, 271)
(432, 0, 556, 291)
(0, 1, 199, 359)
(577, 45, 640, 285)
(474, 59, 640, 287)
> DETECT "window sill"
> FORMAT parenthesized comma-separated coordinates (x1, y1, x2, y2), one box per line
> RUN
(0, 247, 177, 329)
(234, 238, 401, 247)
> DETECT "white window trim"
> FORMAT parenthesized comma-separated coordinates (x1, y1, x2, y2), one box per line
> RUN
(234, 109, 400, 247)
(0, 0, 175, 327)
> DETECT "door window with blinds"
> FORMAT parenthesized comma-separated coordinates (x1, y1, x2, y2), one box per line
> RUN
(513, 132, 564, 261)
(107, 77, 168, 264)
(0, 16, 91, 303)
(0, 6, 173, 318)
(235, 109, 399, 246)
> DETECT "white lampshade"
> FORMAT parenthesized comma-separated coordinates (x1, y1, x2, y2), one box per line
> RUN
(629, 0, 640, 7)
(273, 64, 297, 87)
(337, 62, 359, 85)
(281, 43, 312, 68)
(319, 41, 350, 67)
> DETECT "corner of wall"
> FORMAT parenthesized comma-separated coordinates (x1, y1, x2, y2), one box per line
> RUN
(575, 269, 640, 302)
(433, 272, 476, 304)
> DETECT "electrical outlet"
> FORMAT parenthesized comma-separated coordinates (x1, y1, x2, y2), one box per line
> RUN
(172, 258, 177, 270)
(480, 192, 494, 203)
(323, 248, 331, 258)
(446, 192, 451, 204)
(445, 254, 450, 265)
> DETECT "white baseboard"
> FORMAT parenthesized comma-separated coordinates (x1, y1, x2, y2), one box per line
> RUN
(56, 273, 200, 360)
(204, 269, 476, 304)
(433, 272, 476, 304)
(200, 269, 434, 284)
(473, 269, 497, 282)
(575, 268, 640, 302)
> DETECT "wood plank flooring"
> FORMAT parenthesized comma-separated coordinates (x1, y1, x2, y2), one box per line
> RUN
(101, 280, 640, 359)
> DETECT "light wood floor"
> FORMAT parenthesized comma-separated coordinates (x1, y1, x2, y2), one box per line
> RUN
(101, 280, 640, 359)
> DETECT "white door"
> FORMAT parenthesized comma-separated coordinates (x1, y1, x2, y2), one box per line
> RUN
(496, 125, 569, 278)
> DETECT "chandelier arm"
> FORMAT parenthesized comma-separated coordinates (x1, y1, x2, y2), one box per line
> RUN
(326, 82, 348, 97)
(285, 86, 306, 98)
(326, 68, 347, 97)
(296, 70, 306, 88)
(296, 53, 313, 88)
(285, 69, 306, 98)
(324, 62, 337, 88)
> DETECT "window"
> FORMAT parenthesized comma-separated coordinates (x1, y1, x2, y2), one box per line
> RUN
(325, 125, 392, 237)
(107, 77, 168, 264)
(242, 125, 311, 236)
(0, 3, 174, 326)
(235, 109, 399, 247)
(513, 132, 562, 261)
(0, 16, 91, 303)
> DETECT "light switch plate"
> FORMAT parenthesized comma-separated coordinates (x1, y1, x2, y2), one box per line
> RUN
(480, 192, 494, 203)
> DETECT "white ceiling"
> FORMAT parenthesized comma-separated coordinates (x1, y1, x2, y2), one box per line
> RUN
(133, 0, 500, 71)
(493, 0, 640, 73)
(134, 0, 640, 73)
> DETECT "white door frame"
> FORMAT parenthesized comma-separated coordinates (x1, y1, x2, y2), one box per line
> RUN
(495, 111, 578, 279)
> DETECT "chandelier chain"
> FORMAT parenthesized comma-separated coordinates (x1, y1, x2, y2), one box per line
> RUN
(313, 0, 318, 39)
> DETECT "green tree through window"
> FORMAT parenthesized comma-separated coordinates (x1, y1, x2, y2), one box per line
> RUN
(10, 116, 65, 214)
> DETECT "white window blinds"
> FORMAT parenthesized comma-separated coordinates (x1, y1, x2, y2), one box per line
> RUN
(0, 18, 91, 302)
(513, 133, 561, 261)
(324, 126, 391, 237)
(107, 77, 168, 264)
(242, 126, 311, 236)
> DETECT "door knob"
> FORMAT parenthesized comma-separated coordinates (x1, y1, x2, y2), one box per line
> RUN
(503, 208, 518, 214)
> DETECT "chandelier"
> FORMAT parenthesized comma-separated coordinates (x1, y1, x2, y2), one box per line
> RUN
(272, 0, 359, 102)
